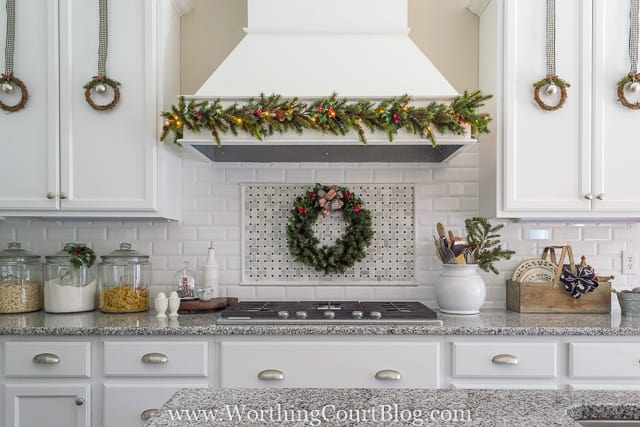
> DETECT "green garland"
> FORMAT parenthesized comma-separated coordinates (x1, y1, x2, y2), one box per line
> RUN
(161, 91, 492, 147)
(287, 184, 374, 274)
(65, 245, 97, 270)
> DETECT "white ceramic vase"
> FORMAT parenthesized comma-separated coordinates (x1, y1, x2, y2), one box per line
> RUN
(435, 264, 486, 315)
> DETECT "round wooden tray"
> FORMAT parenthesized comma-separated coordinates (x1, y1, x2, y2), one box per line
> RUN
(178, 297, 238, 314)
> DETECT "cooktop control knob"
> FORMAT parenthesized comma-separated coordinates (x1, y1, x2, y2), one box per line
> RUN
(324, 310, 335, 319)
(351, 310, 363, 319)
(296, 311, 308, 319)
(277, 310, 289, 319)
(370, 311, 382, 320)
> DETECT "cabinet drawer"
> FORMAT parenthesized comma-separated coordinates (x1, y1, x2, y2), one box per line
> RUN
(104, 384, 206, 427)
(103, 341, 208, 377)
(570, 343, 640, 378)
(220, 341, 439, 388)
(452, 342, 557, 378)
(4, 342, 91, 378)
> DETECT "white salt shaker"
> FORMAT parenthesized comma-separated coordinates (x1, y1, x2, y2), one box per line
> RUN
(154, 292, 168, 318)
(168, 291, 180, 318)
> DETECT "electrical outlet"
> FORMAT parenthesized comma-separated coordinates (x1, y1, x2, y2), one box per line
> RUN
(623, 250, 638, 274)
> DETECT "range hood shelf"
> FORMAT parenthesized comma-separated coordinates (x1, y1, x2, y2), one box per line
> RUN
(183, 139, 476, 163)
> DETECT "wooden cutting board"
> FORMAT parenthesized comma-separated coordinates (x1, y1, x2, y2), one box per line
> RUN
(178, 297, 238, 314)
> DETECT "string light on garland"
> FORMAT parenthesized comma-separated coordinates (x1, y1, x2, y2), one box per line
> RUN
(161, 91, 492, 147)
(287, 184, 374, 274)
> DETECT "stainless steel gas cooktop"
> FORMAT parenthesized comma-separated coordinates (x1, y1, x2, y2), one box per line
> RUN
(217, 301, 443, 325)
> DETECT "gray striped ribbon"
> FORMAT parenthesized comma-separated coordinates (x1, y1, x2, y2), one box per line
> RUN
(4, 0, 15, 76)
(546, 0, 556, 77)
(97, 0, 108, 77)
(631, 0, 639, 74)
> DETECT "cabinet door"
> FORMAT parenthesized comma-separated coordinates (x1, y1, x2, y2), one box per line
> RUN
(58, 0, 156, 211)
(592, 0, 640, 212)
(0, 0, 59, 210)
(3, 384, 90, 427)
(104, 384, 206, 427)
(502, 0, 592, 213)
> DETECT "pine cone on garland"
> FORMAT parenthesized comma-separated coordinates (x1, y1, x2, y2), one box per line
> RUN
(275, 109, 287, 122)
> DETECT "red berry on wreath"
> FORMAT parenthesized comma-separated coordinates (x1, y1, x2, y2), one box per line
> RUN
(354, 205, 361, 213)
(345, 191, 351, 199)
(311, 193, 317, 200)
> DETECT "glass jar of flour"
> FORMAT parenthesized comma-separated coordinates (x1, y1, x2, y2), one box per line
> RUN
(44, 243, 97, 313)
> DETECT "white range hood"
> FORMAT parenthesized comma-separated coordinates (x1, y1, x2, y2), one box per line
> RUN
(182, 0, 475, 163)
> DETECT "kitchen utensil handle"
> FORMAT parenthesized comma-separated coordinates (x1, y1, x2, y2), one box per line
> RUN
(141, 352, 169, 364)
(374, 369, 402, 381)
(32, 353, 60, 364)
(141, 409, 159, 420)
(491, 354, 519, 365)
(257, 369, 285, 381)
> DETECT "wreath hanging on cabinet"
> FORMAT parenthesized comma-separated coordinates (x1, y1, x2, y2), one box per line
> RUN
(287, 184, 374, 274)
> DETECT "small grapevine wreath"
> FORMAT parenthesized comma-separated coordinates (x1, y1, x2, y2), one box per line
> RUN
(287, 184, 374, 274)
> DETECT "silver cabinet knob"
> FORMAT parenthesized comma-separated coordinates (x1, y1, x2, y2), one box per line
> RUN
(257, 369, 285, 381)
(277, 310, 289, 319)
(295, 311, 307, 319)
(491, 354, 519, 365)
(141, 409, 159, 420)
(324, 311, 335, 319)
(59, 192, 68, 199)
(32, 353, 60, 364)
(75, 397, 85, 406)
(375, 369, 402, 381)
(370, 311, 382, 319)
(596, 193, 604, 200)
(46, 192, 56, 200)
(584, 193, 593, 200)
(141, 352, 169, 364)
(351, 310, 363, 319)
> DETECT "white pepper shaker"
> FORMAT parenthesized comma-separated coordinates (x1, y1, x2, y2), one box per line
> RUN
(168, 291, 180, 318)
(154, 292, 168, 318)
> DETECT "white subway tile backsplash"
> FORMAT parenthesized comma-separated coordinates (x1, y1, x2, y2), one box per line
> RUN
(0, 158, 635, 309)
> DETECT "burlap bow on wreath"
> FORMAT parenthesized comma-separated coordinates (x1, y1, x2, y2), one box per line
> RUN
(317, 185, 345, 217)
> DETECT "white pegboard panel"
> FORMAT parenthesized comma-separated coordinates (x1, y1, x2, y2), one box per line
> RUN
(241, 184, 416, 285)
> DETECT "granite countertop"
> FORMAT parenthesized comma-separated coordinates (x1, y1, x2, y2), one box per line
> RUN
(144, 388, 640, 426)
(1, 309, 640, 336)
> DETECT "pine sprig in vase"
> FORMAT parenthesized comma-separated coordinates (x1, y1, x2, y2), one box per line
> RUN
(464, 217, 515, 274)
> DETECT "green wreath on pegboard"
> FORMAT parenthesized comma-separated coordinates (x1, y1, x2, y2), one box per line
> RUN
(287, 184, 374, 274)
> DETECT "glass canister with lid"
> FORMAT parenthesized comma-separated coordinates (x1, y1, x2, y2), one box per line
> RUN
(0, 242, 43, 313)
(44, 243, 97, 313)
(98, 242, 150, 313)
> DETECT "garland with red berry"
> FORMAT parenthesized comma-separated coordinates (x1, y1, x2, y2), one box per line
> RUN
(287, 184, 374, 274)
(161, 91, 491, 147)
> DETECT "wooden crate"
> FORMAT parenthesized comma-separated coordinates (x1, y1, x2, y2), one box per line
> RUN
(506, 280, 611, 314)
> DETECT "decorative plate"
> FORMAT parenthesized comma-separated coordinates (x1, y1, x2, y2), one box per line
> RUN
(512, 258, 558, 282)
(518, 268, 556, 283)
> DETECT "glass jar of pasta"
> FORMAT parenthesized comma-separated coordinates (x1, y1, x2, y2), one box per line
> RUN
(0, 242, 43, 314)
(98, 243, 150, 313)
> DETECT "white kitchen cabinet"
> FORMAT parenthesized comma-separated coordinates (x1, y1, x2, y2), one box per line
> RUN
(0, 0, 183, 219)
(569, 342, 640, 378)
(219, 339, 440, 388)
(4, 384, 90, 427)
(4, 341, 91, 377)
(477, 0, 640, 218)
(452, 342, 557, 378)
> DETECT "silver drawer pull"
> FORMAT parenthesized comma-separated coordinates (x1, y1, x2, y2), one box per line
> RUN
(257, 369, 285, 381)
(491, 354, 519, 365)
(141, 409, 159, 421)
(141, 352, 169, 364)
(32, 353, 60, 365)
(375, 369, 402, 381)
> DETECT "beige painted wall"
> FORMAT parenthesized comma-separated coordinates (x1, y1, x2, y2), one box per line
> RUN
(181, 0, 478, 94)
